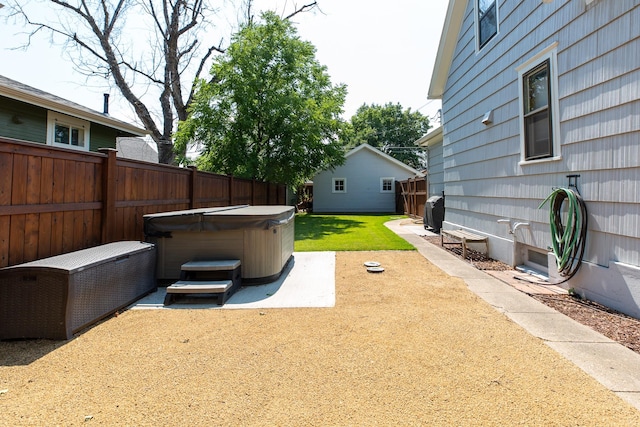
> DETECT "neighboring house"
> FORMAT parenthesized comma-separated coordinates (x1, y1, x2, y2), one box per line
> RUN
(0, 74, 146, 152)
(313, 143, 422, 213)
(428, 0, 640, 317)
(116, 136, 159, 163)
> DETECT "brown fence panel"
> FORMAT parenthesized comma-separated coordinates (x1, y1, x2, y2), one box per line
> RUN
(397, 176, 427, 219)
(193, 170, 230, 208)
(0, 139, 104, 267)
(0, 138, 289, 268)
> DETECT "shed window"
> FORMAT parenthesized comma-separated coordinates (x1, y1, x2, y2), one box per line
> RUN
(332, 178, 346, 193)
(380, 177, 394, 193)
(477, 0, 498, 49)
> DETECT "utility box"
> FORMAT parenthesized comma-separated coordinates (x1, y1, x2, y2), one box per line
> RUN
(424, 195, 445, 233)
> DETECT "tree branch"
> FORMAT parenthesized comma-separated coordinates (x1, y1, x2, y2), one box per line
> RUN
(284, 1, 318, 20)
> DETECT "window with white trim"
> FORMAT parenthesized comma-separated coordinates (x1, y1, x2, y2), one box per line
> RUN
(332, 178, 346, 193)
(380, 177, 394, 193)
(47, 111, 90, 151)
(516, 44, 561, 163)
(476, 0, 498, 50)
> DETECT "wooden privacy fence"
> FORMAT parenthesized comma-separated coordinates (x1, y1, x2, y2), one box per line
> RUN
(397, 176, 427, 219)
(0, 138, 287, 268)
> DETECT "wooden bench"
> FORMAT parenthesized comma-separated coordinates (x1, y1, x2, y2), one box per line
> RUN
(164, 259, 241, 306)
(441, 229, 488, 259)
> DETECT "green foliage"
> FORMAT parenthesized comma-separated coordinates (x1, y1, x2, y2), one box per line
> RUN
(174, 11, 347, 188)
(341, 102, 430, 169)
(294, 214, 415, 251)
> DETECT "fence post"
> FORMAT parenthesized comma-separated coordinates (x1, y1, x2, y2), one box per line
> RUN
(189, 166, 198, 209)
(99, 148, 117, 243)
(228, 175, 234, 206)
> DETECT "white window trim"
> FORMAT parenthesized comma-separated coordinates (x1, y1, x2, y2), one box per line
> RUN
(516, 42, 562, 165)
(332, 177, 347, 193)
(46, 111, 91, 151)
(475, 0, 500, 52)
(380, 177, 394, 193)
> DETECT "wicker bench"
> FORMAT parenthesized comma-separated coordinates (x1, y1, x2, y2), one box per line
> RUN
(441, 229, 488, 259)
(0, 242, 156, 340)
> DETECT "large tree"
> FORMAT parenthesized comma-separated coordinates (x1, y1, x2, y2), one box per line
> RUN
(5, 0, 318, 164)
(342, 102, 430, 170)
(175, 11, 346, 188)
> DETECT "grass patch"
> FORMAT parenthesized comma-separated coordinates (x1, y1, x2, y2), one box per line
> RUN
(294, 213, 415, 252)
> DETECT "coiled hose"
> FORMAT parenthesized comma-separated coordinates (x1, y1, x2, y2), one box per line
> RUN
(538, 187, 588, 281)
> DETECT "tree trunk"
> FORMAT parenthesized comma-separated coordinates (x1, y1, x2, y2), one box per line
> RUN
(156, 139, 176, 165)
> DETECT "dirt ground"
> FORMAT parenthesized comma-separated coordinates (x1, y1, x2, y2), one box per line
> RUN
(1, 251, 640, 425)
(423, 234, 640, 355)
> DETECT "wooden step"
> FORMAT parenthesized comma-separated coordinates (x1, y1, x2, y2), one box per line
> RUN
(166, 280, 232, 294)
(181, 260, 241, 272)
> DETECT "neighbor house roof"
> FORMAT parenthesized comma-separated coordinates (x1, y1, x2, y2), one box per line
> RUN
(346, 143, 424, 177)
(0, 74, 147, 136)
(428, 0, 466, 99)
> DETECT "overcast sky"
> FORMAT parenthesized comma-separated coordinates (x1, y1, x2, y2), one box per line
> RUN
(0, 1, 448, 125)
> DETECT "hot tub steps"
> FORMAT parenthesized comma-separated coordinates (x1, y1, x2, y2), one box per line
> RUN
(164, 280, 235, 305)
(164, 259, 242, 306)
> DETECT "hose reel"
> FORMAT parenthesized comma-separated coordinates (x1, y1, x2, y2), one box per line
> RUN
(538, 183, 588, 282)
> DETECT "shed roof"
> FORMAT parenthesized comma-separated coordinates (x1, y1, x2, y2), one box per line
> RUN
(0, 74, 147, 136)
(346, 143, 424, 177)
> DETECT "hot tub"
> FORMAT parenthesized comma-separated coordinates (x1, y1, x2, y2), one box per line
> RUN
(144, 205, 295, 283)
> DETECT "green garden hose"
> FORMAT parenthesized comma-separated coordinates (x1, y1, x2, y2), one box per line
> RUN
(538, 187, 588, 281)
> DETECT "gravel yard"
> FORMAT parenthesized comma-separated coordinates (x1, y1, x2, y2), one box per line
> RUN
(1, 251, 639, 425)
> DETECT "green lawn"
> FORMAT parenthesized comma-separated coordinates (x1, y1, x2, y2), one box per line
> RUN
(294, 213, 415, 252)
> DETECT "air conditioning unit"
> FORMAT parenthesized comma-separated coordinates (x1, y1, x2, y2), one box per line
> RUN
(423, 195, 445, 233)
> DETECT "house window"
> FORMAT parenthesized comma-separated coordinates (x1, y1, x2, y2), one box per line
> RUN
(332, 178, 346, 193)
(516, 44, 561, 163)
(380, 177, 394, 193)
(523, 60, 552, 159)
(47, 111, 90, 151)
(477, 0, 498, 49)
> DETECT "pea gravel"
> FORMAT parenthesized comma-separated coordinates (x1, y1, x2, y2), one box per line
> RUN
(1, 251, 639, 426)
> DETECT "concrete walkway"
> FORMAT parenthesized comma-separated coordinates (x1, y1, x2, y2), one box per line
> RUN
(386, 219, 640, 411)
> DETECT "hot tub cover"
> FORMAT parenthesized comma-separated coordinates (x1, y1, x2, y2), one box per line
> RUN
(144, 205, 295, 237)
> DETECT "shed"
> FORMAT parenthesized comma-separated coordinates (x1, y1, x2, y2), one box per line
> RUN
(312, 143, 422, 213)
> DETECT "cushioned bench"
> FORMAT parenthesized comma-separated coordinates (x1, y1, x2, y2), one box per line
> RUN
(441, 229, 488, 259)
(0, 241, 156, 340)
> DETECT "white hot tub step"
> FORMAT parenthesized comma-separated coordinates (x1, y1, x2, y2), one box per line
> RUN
(164, 279, 238, 306)
(166, 280, 232, 294)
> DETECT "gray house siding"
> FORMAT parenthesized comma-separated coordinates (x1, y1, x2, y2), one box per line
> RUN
(427, 140, 444, 197)
(313, 145, 420, 213)
(437, 1, 640, 317)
